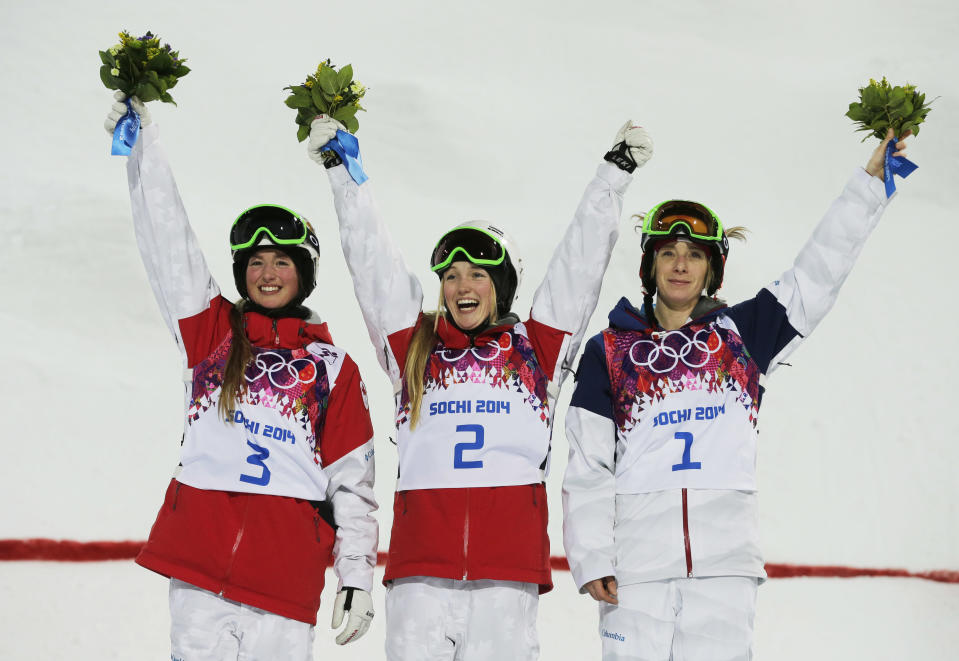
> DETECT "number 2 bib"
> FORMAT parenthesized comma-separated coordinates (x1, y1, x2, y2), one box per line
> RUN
(395, 329, 552, 491)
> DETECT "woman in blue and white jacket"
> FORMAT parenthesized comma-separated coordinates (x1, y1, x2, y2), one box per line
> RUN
(562, 129, 911, 661)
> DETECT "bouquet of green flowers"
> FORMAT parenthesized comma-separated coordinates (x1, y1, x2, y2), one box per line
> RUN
(845, 77, 932, 141)
(284, 60, 367, 142)
(99, 31, 190, 104)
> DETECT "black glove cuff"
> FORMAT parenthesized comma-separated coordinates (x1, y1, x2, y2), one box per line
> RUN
(323, 150, 343, 169)
(604, 142, 636, 173)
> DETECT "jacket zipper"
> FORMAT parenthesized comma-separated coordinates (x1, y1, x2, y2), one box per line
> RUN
(220, 497, 249, 596)
(682, 488, 693, 577)
(462, 490, 470, 580)
(272, 319, 279, 346)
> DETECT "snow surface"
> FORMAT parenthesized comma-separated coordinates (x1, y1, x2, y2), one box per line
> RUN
(1, 0, 957, 659)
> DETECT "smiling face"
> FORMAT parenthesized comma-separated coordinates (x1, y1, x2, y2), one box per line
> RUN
(653, 240, 710, 313)
(441, 261, 496, 331)
(245, 248, 300, 308)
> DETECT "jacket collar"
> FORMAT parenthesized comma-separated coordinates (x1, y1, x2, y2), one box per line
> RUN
(608, 295, 727, 332)
(435, 313, 519, 349)
(242, 308, 333, 349)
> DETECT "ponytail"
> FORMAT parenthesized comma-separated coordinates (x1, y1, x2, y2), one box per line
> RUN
(217, 301, 253, 421)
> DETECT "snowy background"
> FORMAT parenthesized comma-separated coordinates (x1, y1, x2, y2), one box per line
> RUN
(1, 0, 957, 658)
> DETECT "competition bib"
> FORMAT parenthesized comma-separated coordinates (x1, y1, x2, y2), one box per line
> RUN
(604, 322, 762, 494)
(614, 388, 758, 493)
(396, 382, 550, 490)
(394, 326, 553, 490)
(178, 344, 335, 500)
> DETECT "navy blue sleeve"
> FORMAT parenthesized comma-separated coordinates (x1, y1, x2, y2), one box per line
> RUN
(724, 288, 802, 374)
(569, 333, 615, 420)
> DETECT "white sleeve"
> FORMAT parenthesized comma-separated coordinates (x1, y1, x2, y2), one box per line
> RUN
(325, 440, 378, 592)
(125, 123, 220, 352)
(530, 162, 632, 386)
(763, 168, 889, 372)
(562, 404, 618, 592)
(326, 166, 422, 381)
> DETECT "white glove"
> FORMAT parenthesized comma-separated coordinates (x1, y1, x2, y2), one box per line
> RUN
(104, 90, 151, 134)
(613, 120, 653, 169)
(308, 114, 347, 165)
(331, 587, 374, 645)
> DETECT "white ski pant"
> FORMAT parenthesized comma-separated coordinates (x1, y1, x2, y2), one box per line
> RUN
(598, 576, 758, 661)
(385, 576, 539, 660)
(169, 579, 314, 661)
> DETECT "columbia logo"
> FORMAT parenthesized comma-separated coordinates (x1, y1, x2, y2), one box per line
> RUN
(602, 629, 626, 642)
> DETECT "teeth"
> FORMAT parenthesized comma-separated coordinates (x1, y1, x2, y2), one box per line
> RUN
(261, 286, 279, 292)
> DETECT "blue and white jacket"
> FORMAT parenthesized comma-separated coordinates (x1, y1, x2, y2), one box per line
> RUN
(562, 168, 891, 590)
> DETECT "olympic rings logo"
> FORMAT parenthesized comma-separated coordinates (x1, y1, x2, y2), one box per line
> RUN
(245, 351, 318, 389)
(628, 327, 723, 374)
(436, 333, 514, 363)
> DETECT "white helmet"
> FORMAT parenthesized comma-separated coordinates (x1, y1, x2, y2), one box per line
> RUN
(430, 220, 524, 313)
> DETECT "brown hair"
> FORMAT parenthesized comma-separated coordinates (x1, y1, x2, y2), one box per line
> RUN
(217, 301, 254, 421)
(405, 280, 498, 429)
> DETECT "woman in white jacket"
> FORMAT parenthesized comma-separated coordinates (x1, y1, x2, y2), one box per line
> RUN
(562, 129, 911, 661)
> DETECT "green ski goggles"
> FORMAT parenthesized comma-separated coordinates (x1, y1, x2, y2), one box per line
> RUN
(430, 227, 507, 272)
(230, 205, 310, 252)
(642, 200, 724, 244)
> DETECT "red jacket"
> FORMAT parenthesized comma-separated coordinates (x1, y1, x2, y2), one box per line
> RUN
(126, 127, 377, 626)
(325, 159, 632, 594)
(136, 302, 376, 624)
(383, 317, 562, 591)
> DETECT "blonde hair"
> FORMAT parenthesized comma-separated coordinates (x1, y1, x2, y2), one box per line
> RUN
(405, 279, 498, 429)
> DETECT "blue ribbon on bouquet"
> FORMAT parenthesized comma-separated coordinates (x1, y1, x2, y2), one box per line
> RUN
(111, 99, 141, 156)
(324, 129, 368, 185)
(883, 136, 918, 198)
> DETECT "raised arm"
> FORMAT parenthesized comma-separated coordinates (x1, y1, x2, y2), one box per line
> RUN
(529, 122, 652, 385)
(726, 131, 908, 375)
(308, 116, 423, 381)
(106, 93, 222, 360)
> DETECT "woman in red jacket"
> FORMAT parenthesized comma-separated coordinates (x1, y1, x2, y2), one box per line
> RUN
(307, 114, 653, 659)
(106, 93, 378, 660)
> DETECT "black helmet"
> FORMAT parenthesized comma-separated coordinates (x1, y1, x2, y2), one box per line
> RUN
(229, 204, 320, 304)
(639, 199, 729, 297)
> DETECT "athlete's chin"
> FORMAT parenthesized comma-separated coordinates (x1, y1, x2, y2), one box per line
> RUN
(450, 312, 485, 330)
(454, 319, 483, 331)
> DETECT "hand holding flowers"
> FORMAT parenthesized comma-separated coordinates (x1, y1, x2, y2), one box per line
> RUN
(287, 60, 369, 184)
(99, 31, 189, 154)
(284, 60, 367, 142)
(99, 31, 190, 105)
(847, 77, 929, 196)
